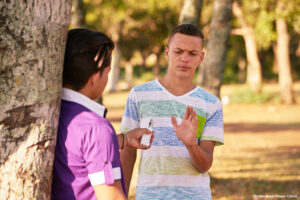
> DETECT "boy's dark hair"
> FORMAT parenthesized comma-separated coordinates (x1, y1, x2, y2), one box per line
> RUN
(63, 28, 114, 91)
(168, 24, 204, 45)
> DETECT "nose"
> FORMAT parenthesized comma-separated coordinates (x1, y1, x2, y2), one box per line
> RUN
(180, 52, 189, 62)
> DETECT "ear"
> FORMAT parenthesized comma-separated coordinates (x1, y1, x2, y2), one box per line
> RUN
(164, 46, 169, 60)
(199, 51, 205, 65)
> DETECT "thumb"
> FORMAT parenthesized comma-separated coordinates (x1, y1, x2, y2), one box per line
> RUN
(171, 116, 179, 129)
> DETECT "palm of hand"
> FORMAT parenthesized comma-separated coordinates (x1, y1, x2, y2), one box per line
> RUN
(171, 106, 198, 146)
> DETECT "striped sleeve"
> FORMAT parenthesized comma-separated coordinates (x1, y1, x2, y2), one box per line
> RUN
(201, 99, 224, 146)
(120, 89, 140, 132)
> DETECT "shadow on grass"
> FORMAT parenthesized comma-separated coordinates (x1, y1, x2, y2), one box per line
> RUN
(211, 177, 300, 200)
(224, 123, 300, 133)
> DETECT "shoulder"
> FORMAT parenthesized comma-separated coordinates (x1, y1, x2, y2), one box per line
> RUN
(131, 80, 162, 92)
(69, 109, 113, 133)
(189, 87, 221, 105)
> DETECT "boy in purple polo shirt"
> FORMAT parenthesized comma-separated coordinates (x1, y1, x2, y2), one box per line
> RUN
(51, 29, 153, 200)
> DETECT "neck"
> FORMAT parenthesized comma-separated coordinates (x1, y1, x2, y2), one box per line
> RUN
(159, 74, 196, 96)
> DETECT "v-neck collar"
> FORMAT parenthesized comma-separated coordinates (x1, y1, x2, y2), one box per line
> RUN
(155, 79, 198, 98)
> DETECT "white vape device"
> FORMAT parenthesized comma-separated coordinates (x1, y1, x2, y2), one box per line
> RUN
(141, 119, 153, 147)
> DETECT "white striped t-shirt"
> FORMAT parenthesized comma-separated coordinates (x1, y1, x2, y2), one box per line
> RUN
(120, 79, 224, 200)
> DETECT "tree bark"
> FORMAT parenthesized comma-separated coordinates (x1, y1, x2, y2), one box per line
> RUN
(179, 0, 202, 26)
(276, 1, 295, 104)
(198, 0, 232, 97)
(0, 1, 71, 199)
(232, 0, 262, 93)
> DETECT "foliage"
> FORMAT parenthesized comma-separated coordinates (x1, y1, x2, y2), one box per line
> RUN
(239, 0, 277, 50)
(223, 35, 246, 84)
(81, 0, 300, 84)
(84, 0, 180, 62)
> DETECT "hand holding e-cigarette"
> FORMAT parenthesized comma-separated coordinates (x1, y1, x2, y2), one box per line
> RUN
(140, 119, 153, 147)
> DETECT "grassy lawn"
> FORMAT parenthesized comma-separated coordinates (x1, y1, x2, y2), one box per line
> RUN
(104, 81, 300, 200)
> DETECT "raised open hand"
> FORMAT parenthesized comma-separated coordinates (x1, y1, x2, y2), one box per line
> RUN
(171, 106, 198, 146)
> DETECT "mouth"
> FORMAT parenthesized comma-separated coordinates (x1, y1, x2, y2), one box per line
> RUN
(177, 66, 190, 71)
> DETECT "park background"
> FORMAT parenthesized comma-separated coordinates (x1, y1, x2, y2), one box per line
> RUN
(0, 0, 299, 199)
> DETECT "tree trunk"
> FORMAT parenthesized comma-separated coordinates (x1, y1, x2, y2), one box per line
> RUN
(276, 1, 295, 104)
(238, 57, 246, 83)
(152, 52, 161, 78)
(179, 0, 202, 26)
(272, 43, 278, 74)
(198, 0, 232, 97)
(107, 41, 121, 92)
(70, 0, 85, 28)
(0, 1, 71, 199)
(232, 1, 262, 93)
(125, 61, 134, 89)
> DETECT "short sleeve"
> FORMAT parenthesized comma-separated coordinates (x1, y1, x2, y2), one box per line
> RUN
(120, 89, 140, 132)
(83, 120, 122, 186)
(201, 99, 224, 146)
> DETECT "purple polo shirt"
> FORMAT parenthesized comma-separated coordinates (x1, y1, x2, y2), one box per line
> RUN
(52, 88, 125, 200)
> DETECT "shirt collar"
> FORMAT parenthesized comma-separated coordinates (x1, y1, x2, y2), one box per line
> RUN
(61, 88, 107, 117)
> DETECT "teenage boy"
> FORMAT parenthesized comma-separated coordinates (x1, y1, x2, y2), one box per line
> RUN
(51, 28, 153, 200)
(120, 24, 224, 199)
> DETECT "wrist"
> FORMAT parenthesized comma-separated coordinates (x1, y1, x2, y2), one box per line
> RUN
(184, 140, 198, 148)
(124, 132, 130, 147)
(120, 133, 125, 150)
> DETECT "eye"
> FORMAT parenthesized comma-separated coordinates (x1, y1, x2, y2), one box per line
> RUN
(174, 50, 182, 54)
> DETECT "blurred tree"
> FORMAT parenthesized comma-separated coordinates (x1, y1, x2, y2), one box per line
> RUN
(85, 0, 179, 89)
(84, 0, 128, 92)
(70, 0, 105, 104)
(124, 1, 179, 77)
(232, 0, 262, 93)
(179, 0, 202, 26)
(0, 1, 71, 199)
(275, 0, 295, 104)
(198, 0, 232, 97)
(70, 0, 86, 28)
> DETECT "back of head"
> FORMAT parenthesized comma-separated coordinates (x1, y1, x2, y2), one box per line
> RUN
(168, 24, 204, 45)
(63, 28, 114, 91)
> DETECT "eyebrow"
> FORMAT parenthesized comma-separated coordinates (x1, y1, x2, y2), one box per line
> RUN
(174, 48, 199, 53)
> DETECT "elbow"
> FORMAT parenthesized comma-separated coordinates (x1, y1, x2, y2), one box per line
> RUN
(196, 162, 213, 173)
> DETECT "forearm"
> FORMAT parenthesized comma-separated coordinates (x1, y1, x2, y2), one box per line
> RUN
(94, 180, 126, 200)
(120, 147, 137, 195)
(185, 142, 213, 173)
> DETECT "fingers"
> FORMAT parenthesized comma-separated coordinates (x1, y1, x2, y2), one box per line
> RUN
(193, 110, 198, 131)
(171, 116, 178, 129)
(183, 106, 190, 120)
(143, 128, 153, 135)
(185, 106, 196, 121)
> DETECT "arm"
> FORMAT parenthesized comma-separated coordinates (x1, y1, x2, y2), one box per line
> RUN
(171, 106, 215, 173)
(117, 128, 154, 150)
(185, 140, 215, 173)
(120, 146, 137, 195)
(93, 180, 126, 200)
(118, 128, 154, 195)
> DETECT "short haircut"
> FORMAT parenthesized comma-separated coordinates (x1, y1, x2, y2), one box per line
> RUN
(168, 24, 204, 45)
(63, 28, 114, 91)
